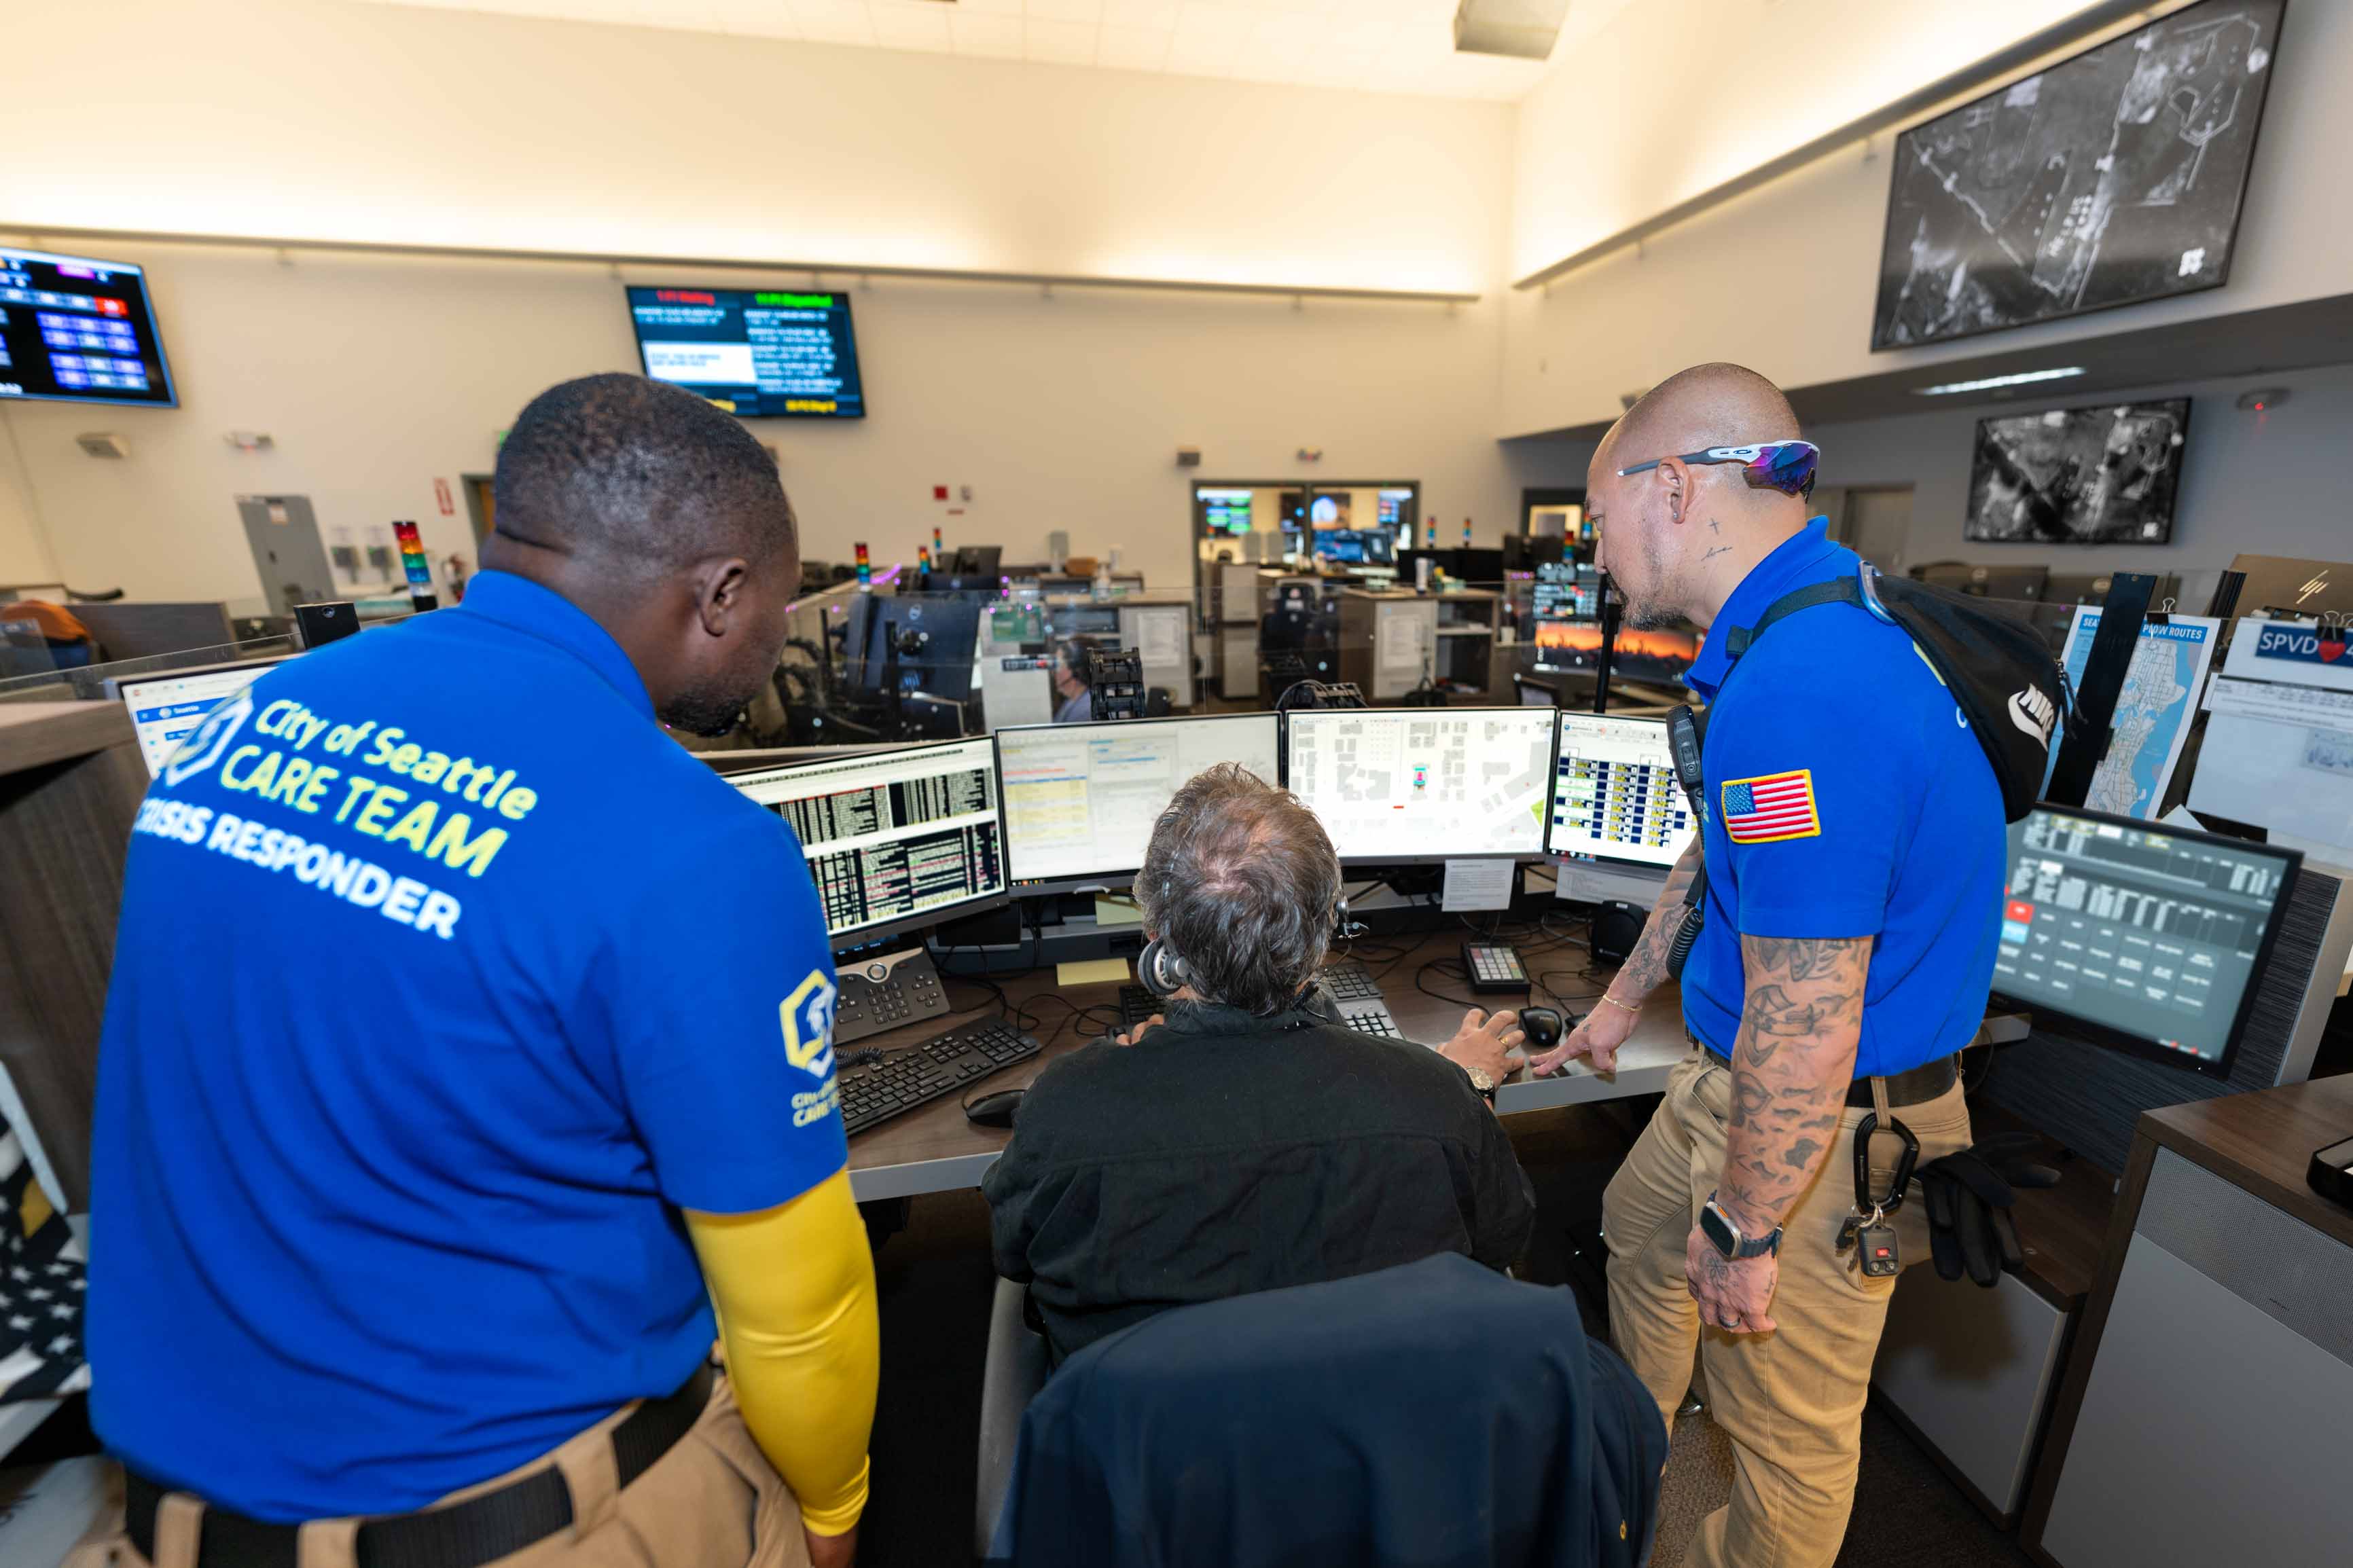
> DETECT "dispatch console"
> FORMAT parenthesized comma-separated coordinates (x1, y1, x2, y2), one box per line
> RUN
(729, 737, 1007, 946)
(1287, 707, 1554, 861)
(1547, 713, 1696, 869)
(996, 714, 1281, 890)
(1994, 804, 2300, 1075)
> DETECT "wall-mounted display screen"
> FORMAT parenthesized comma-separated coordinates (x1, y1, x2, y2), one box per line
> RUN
(1871, 0, 2283, 350)
(1532, 620, 1700, 687)
(1199, 489, 1254, 536)
(627, 286, 866, 418)
(0, 246, 177, 407)
(1965, 399, 2189, 545)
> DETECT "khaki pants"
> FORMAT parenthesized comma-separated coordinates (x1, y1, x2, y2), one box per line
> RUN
(80, 1372, 809, 1568)
(1603, 1048, 1971, 1568)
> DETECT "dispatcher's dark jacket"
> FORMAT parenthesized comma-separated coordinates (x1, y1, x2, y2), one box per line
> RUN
(982, 993, 1537, 1362)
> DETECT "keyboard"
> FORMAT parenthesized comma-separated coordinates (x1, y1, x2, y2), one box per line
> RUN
(1321, 958, 1383, 1002)
(1117, 984, 1161, 1030)
(836, 1019, 1041, 1136)
(1461, 941, 1529, 993)
(832, 947, 951, 1046)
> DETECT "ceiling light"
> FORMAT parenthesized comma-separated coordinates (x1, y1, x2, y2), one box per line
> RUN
(1913, 367, 2087, 396)
(1454, 0, 1572, 60)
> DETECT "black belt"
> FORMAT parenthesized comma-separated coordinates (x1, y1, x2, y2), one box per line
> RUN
(1844, 1055, 1958, 1109)
(128, 1364, 713, 1568)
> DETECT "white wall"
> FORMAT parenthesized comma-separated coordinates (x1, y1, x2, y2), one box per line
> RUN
(1810, 362, 2353, 592)
(1501, 0, 2353, 438)
(1510, 0, 2111, 282)
(0, 427, 52, 585)
(0, 0, 1504, 300)
(0, 241, 1519, 608)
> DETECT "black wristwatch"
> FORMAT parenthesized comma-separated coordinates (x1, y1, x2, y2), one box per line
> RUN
(1700, 1193, 1782, 1260)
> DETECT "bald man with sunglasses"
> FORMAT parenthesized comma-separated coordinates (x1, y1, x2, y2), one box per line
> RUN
(1529, 363, 1998, 1568)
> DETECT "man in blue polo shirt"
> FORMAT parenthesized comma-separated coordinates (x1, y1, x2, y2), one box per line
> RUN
(1529, 364, 1999, 1568)
(90, 375, 877, 1568)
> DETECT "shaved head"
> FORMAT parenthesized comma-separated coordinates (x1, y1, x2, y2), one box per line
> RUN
(1587, 362, 1812, 632)
(1602, 362, 1801, 475)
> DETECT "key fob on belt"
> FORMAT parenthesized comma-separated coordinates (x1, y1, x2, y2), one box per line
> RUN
(1857, 1220, 1899, 1277)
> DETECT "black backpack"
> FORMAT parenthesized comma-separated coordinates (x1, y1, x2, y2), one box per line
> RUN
(1720, 560, 2065, 823)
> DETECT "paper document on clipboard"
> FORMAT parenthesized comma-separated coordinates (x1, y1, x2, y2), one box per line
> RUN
(2185, 619, 2353, 862)
(2058, 606, 2218, 818)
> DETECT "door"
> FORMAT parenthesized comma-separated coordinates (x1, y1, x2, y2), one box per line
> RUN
(1834, 486, 1914, 571)
(236, 495, 338, 619)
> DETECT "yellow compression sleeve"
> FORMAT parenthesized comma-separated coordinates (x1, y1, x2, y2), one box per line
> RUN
(685, 1169, 880, 1537)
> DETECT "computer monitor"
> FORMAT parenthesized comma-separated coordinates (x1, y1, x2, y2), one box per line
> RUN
(115, 658, 283, 778)
(995, 714, 1282, 891)
(1531, 562, 1602, 621)
(1546, 714, 1698, 870)
(1530, 619, 1701, 687)
(950, 545, 1002, 578)
(1994, 803, 2302, 1077)
(841, 596, 983, 706)
(1285, 707, 1556, 862)
(727, 737, 1008, 948)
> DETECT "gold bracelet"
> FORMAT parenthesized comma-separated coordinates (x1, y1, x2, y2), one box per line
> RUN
(1595, 991, 1641, 1015)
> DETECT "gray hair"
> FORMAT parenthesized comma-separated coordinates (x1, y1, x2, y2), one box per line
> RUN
(1134, 763, 1342, 1016)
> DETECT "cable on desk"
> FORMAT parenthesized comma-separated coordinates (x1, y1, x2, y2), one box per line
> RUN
(1413, 960, 1484, 1011)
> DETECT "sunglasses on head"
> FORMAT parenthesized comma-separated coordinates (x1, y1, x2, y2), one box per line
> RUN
(1616, 439, 1820, 500)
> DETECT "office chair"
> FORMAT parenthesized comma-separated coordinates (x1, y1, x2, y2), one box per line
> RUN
(975, 1278, 1052, 1556)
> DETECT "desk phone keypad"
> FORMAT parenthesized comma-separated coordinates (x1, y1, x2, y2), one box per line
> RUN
(834, 948, 950, 1046)
(838, 1019, 1039, 1136)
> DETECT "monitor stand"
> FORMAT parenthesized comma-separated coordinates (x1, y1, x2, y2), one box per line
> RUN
(833, 947, 951, 1046)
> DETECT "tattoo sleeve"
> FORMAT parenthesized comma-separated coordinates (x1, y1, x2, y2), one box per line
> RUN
(1604, 840, 1702, 1002)
(1717, 933, 1871, 1235)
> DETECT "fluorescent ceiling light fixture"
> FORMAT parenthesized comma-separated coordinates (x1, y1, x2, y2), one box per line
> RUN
(1913, 367, 2087, 396)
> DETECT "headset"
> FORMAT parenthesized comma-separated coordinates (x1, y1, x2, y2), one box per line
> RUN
(1138, 897, 1361, 1000)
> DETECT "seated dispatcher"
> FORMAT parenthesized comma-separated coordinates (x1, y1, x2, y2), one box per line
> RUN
(983, 764, 1534, 1362)
(1052, 640, 1094, 723)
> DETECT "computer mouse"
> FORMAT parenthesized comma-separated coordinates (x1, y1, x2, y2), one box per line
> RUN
(1518, 1007, 1564, 1053)
(964, 1088, 1026, 1129)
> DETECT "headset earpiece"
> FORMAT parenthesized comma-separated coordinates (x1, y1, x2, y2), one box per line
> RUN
(1138, 936, 1189, 998)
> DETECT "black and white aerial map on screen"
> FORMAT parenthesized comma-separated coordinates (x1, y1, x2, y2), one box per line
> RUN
(1871, 0, 2284, 350)
(1965, 400, 2189, 545)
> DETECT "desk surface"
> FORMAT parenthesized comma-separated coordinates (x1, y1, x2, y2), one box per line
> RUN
(846, 926, 1691, 1201)
(2140, 1070, 2353, 1251)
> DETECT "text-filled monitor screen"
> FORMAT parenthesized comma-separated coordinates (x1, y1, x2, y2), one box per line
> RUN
(1287, 708, 1555, 860)
(1994, 806, 2299, 1072)
(627, 285, 865, 419)
(997, 714, 1282, 887)
(730, 739, 1003, 945)
(1549, 714, 1695, 869)
(118, 662, 278, 778)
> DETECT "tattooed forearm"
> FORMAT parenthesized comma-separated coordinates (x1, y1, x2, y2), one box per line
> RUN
(1715, 932, 1871, 1233)
(1607, 841, 1703, 1001)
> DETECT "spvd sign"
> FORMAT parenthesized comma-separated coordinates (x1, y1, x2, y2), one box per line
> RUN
(2253, 625, 2349, 666)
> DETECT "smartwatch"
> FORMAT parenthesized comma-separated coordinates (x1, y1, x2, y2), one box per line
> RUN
(1700, 1193, 1782, 1260)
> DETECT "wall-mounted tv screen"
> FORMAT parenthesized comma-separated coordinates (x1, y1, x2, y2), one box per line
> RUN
(1871, 0, 2283, 350)
(0, 246, 177, 408)
(627, 286, 866, 418)
(1965, 399, 2189, 545)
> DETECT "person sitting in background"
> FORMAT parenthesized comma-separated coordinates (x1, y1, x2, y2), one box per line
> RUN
(984, 763, 1534, 1362)
(1051, 640, 1094, 723)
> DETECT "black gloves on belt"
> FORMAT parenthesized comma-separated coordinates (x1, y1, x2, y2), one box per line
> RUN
(1915, 1132, 2061, 1288)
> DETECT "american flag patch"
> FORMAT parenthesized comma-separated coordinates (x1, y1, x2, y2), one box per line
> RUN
(1721, 769, 1821, 843)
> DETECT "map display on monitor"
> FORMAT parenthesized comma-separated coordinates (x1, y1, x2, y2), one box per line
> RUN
(2058, 607, 2220, 819)
(1965, 400, 2188, 544)
(1871, 0, 2283, 350)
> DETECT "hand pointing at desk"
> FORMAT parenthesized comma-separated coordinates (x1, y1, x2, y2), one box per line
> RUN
(1529, 993, 1640, 1076)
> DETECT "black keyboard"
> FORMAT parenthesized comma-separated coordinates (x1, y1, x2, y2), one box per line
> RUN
(1338, 1005, 1401, 1038)
(1321, 958, 1382, 1002)
(836, 1019, 1041, 1136)
(1117, 985, 1161, 1029)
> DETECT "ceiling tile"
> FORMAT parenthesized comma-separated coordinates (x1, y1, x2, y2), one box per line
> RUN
(1100, 0, 1182, 25)
(702, 0, 799, 38)
(1024, 0, 1103, 21)
(1096, 23, 1173, 70)
(1024, 16, 1100, 62)
(788, 1, 874, 45)
(872, 1, 954, 50)
(958, 0, 1027, 14)
(950, 9, 1027, 54)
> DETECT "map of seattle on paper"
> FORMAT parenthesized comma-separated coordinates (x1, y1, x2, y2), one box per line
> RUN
(2060, 607, 2220, 818)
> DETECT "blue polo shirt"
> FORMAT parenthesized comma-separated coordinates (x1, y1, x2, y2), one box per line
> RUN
(89, 571, 848, 1520)
(1681, 519, 2005, 1076)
